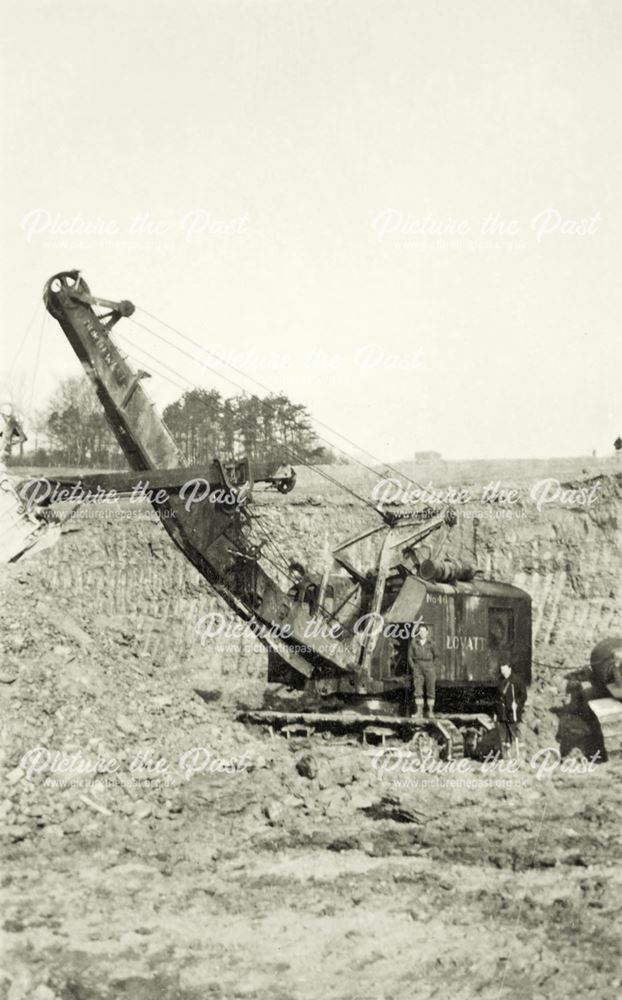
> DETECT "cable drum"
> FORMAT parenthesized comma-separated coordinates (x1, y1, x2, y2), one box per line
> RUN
(418, 558, 476, 584)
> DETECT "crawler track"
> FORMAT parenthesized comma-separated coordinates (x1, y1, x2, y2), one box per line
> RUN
(239, 709, 497, 760)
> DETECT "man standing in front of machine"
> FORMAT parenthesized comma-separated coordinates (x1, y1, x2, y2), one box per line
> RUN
(409, 623, 437, 718)
(495, 663, 527, 756)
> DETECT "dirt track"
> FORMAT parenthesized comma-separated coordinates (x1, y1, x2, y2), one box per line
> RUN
(1, 463, 621, 999)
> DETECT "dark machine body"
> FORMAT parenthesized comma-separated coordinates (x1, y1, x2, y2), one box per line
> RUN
(370, 577, 531, 708)
(34, 271, 533, 757)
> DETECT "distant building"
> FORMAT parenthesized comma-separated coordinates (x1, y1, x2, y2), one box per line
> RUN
(414, 450, 443, 462)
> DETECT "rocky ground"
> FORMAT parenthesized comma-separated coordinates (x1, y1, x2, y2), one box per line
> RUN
(1, 462, 621, 1000)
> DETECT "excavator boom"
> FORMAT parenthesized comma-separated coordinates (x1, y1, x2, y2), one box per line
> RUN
(42, 271, 371, 686)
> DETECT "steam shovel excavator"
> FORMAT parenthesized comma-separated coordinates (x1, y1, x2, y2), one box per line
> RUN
(7, 270, 538, 760)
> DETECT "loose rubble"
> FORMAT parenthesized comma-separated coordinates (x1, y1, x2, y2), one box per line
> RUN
(1, 471, 621, 999)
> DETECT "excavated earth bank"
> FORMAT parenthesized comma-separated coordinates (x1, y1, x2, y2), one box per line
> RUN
(0, 462, 621, 1000)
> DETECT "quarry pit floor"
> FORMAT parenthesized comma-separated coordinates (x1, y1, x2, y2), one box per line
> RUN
(1, 461, 621, 1000)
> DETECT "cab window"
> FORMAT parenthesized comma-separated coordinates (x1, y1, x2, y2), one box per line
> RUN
(489, 607, 515, 648)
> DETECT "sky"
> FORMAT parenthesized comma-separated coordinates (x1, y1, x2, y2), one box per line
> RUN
(1, 0, 621, 462)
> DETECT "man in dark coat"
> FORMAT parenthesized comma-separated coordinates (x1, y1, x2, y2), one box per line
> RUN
(495, 663, 527, 754)
(408, 624, 437, 718)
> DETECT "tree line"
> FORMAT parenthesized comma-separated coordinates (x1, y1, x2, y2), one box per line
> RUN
(12, 375, 336, 468)
(162, 388, 331, 466)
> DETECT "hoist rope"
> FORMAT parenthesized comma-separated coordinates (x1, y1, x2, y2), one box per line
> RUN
(115, 328, 380, 513)
(126, 315, 386, 497)
(134, 306, 432, 495)
(8, 300, 42, 377)
(120, 320, 455, 565)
